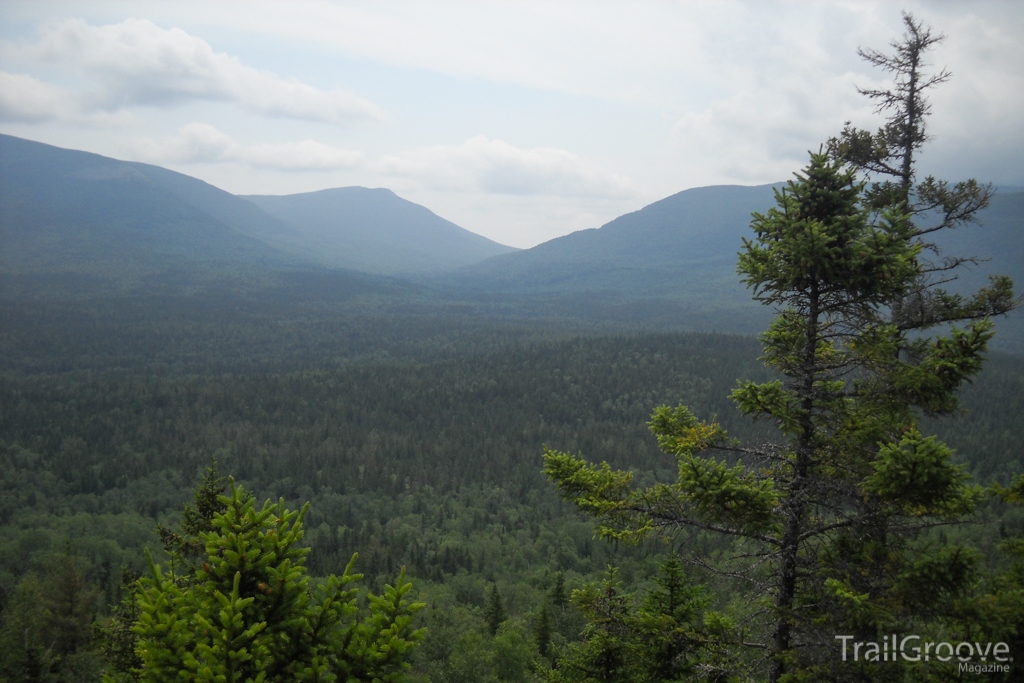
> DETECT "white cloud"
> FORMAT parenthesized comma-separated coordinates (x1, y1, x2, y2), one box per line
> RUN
(0, 71, 73, 122)
(670, 70, 874, 184)
(2, 18, 384, 124)
(133, 123, 365, 171)
(380, 135, 635, 198)
(0, 70, 134, 126)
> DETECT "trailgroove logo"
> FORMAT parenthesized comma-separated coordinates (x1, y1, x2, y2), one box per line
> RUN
(835, 635, 1013, 674)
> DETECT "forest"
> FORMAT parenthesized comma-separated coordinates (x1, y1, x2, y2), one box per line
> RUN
(1, 307, 1022, 680)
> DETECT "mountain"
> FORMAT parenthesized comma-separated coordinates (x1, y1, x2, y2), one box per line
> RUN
(243, 187, 517, 275)
(437, 184, 781, 331)
(0, 134, 307, 295)
(450, 183, 778, 292)
(3, 134, 1019, 346)
(0, 135, 514, 299)
(930, 190, 1024, 350)
(440, 183, 1023, 345)
(927, 190, 1024, 293)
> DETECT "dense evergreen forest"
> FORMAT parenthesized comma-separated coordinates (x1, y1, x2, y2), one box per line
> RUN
(1, 294, 1022, 680)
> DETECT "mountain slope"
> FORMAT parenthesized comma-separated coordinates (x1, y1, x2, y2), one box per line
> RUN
(440, 183, 1023, 344)
(244, 187, 518, 275)
(448, 184, 778, 295)
(435, 184, 780, 331)
(0, 134, 304, 294)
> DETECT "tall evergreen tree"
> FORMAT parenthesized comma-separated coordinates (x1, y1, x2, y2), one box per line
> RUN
(156, 461, 228, 567)
(828, 12, 1014, 334)
(544, 150, 1013, 681)
(550, 573, 567, 612)
(549, 568, 632, 683)
(484, 584, 508, 637)
(550, 561, 721, 683)
(963, 475, 1024, 683)
(535, 603, 553, 659)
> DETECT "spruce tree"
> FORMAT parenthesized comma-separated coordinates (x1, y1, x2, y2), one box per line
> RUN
(133, 479, 425, 683)
(535, 602, 553, 659)
(550, 561, 719, 683)
(964, 475, 1024, 681)
(484, 584, 507, 637)
(156, 461, 228, 567)
(828, 12, 1014, 334)
(550, 573, 567, 612)
(549, 568, 632, 683)
(544, 151, 1014, 681)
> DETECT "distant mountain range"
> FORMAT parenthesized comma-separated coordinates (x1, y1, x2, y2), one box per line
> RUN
(2, 133, 1020, 346)
(441, 183, 1024, 339)
(0, 134, 514, 290)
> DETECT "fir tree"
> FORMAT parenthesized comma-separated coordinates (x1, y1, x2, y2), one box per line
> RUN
(484, 584, 507, 637)
(550, 561, 718, 683)
(544, 151, 1013, 682)
(963, 474, 1024, 682)
(545, 14, 1018, 682)
(549, 568, 632, 683)
(133, 479, 425, 683)
(535, 602, 552, 659)
(828, 12, 1014, 334)
(94, 567, 144, 683)
(550, 572, 567, 612)
(156, 461, 228, 567)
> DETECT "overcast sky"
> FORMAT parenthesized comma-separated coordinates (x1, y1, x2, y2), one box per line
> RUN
(1, 1, 1021, 248)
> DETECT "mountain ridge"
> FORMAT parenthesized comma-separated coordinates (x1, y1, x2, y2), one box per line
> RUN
(243, 186, 517, 275)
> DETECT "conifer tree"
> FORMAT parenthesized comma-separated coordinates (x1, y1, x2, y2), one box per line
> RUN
(963, 475, 1024, 680)
(544, 151, 1013, 681)
(550, 573, 567, 612)
(535, 603, 552, 659)
(484, 584, 507, 637)
(550, 561, 720, 683)
(549, 568, 632, 683)
(156, 461, 228, 567)
(828, 12, 1015, 333)
(133, 479, 425, 683)
(94, 567, 143, 683)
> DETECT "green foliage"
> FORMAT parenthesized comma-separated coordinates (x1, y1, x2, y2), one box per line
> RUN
(545, 148, 1015, 682)
(534, 603, 552, 658)
(863, 428, 979, 516)
(958, 474, 1024, 682)
(0, 552, 104, 683)
(550, 560, 727, 683)
(94, 567, 144, 682)
(133, 480, 425, 682)
(156, 462, 228, 565)
(484, 585, 508, 637)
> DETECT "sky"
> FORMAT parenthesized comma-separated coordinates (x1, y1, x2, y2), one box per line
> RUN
(1, 1, 1021, 248)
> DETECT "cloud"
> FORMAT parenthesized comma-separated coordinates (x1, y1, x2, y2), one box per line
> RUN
(380, 135, 635, 198)
(2, 18, 383, 124)
(667, 51, 885, 185)
(0, 71, 73, 122)
(0, 70, 134, 126)
(134, 123, 365, 171)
